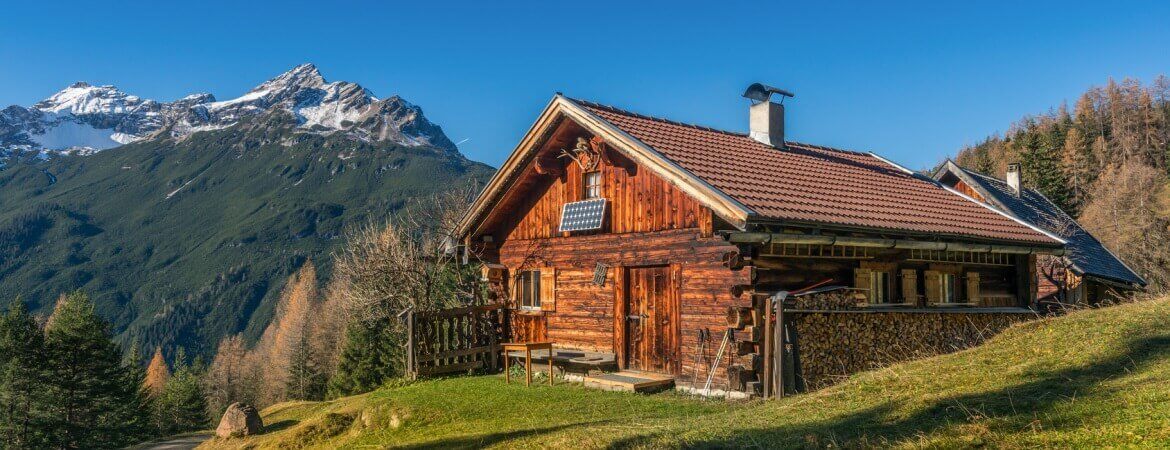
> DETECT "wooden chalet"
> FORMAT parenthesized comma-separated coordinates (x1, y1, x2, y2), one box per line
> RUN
(934, 161, 1146, 305)
(456, 85, 1067, 396)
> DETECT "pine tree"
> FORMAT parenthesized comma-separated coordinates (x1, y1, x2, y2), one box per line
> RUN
(1019, 127, 1072, 211)
(156, 358, 209, 435)
(328, 319, 401, 398)
(43, 291, 152, 449)
(0, 301, 50, 448)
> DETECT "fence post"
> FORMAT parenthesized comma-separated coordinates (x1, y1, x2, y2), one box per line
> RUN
(407, 309, 417, 379)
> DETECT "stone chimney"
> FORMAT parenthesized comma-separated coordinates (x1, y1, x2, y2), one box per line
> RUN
(742, 83, 794, 148)
(1006, 163, 1021, 196)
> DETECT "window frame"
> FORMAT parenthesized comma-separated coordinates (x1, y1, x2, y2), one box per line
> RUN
(939, 272, 959, 304)
(869, 270, 892, 304)
(583, 171, 602, 200)
(517, 270, 542, 310)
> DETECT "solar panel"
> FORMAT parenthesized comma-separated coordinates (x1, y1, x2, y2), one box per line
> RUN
(559, 198, 607, 232)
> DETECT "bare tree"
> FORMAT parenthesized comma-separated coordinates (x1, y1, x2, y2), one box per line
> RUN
(334, 186, 482, 325)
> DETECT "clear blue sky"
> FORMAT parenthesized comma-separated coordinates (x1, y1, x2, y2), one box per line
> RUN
(3, 1, 1168, 169)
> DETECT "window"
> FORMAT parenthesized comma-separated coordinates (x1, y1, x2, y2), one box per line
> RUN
(584, 171, 602, 199)
(940, 273, 958, 304)
(517, 270, 542, 309)
(869, 271, 891, 304)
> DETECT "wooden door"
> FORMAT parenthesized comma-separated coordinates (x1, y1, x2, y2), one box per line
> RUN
(623, 266, 679, 374)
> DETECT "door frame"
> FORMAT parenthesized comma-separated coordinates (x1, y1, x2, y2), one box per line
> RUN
(613, 264, 681, 374)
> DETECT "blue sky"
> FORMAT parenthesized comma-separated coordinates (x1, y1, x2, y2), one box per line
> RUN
(3, 1, 1168, 169)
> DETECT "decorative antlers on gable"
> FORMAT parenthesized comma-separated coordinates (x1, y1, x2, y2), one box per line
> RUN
(558, 136, 612, 172)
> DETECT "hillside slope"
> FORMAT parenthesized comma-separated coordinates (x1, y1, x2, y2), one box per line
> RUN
(0, 112, 492, 355)
(202, 298, 1170, 448)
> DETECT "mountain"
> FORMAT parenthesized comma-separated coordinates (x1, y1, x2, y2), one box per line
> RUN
(0, 63, 456, 158)
(0, 64, 492, 355)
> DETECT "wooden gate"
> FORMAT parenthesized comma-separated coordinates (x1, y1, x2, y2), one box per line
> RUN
(407, 304, 507, 377)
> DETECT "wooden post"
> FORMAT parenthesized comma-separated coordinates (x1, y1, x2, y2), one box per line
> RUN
(774, 298, 785, 398)
(548, 349, 554, 386)
(406, 310, 416, 379)
(790, 318, 804, 393)
(525, 348, 532, 386)
(762, 295, 773, 399)
(488, 309, 499, 372)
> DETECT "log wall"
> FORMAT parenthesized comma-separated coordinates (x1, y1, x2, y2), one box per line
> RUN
(497, 228, 750, 389)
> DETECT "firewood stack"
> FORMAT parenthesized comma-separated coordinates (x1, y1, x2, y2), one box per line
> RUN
(791, 311, 1027, 389)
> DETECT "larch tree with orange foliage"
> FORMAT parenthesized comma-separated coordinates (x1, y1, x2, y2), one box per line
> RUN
(143, 348, 170, 397)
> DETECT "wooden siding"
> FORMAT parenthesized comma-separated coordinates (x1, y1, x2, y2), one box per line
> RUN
(953, 179, 987, 203)
(500, 146, 710, 241)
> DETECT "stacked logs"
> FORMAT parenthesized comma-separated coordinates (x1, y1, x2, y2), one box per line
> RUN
(791, 311, 1028, 389)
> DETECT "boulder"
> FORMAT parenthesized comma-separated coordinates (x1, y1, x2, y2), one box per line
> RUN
(215, 402, 264, 438)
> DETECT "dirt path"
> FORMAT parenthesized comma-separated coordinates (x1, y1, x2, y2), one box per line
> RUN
(132, 432, 212, 450)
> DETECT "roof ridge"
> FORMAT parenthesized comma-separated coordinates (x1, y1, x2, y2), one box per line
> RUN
(566, 96, 873, 157)
(567, 96, 747, 137)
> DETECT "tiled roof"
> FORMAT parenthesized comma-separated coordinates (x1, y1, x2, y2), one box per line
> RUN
(947, 165, 1146, 287)
(573, 98, 1060, 246)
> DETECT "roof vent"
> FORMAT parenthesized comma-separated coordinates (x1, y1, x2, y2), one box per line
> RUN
(1006, 163, 1021, 196)
(742, 83, 794, 148)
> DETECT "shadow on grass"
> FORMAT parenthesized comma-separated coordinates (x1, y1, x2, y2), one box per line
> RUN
(610, 334, 1170, 448)
(263, 419, 299, 433)
(391, 420, 616, 449)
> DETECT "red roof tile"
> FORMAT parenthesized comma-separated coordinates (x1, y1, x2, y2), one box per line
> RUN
(575, 99, 1059, 245)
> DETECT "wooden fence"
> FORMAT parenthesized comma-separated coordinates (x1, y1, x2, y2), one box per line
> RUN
(407, 303, 507, 377)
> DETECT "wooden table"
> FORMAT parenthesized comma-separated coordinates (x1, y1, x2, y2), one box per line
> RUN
(502, 341, 553, 386)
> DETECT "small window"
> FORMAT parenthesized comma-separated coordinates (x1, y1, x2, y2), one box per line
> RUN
(870, 271, 891, 304)
(940, 273, 958, 304)
(584, 171, 602, 199)
(517, 270, 542, 309)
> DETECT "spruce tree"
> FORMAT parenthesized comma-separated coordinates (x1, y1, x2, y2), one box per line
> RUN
(43, 291, 152, 448)
(328, 319, 402, 397)
(157, 358, 209, 434)
(0, 301, 50, 448)
(1019, 128, 1073, 211)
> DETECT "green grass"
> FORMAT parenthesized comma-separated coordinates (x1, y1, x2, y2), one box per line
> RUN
(201, 298, 1170, 449)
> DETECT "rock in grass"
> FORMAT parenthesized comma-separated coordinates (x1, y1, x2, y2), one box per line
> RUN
(216, 402, 264, 438)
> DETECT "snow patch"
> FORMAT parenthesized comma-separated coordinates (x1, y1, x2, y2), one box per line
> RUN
(31, 120, 122, 153)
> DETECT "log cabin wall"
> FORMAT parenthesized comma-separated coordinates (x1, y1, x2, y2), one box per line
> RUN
(498, 229, 749, 388)
(475, 127, 748, 389)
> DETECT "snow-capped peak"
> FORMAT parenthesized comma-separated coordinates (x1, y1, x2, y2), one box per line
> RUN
(1, 63, 457, 157)
(33, 82, 147, 115)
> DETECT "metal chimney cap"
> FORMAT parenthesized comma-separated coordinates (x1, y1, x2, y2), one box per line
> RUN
(743, 83, 795, 104)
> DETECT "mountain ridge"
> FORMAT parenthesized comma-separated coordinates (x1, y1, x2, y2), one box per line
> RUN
(0, 63, 457, 157)
(0, 65, 493, 356)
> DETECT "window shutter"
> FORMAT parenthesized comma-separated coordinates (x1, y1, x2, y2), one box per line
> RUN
(901, 269, 918, 305)
(510, 272, 521, 308)
(539, 268, 557, 312)
(966, 272, 981, 305)
(854, 268, 872, 303)
(924, 270, 942, 303)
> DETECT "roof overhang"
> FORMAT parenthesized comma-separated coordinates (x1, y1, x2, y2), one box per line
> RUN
(455, 95, 755, 239)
